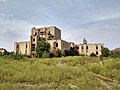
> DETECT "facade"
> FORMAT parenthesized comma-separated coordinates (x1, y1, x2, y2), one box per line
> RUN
(70, 39, 104, 56)
(30, 26, 61, 56)
(78, 44, 103, 56)
(14, 41, 30, 56)
(48, 39, 70, 54)
(0, 48, 7, 56)
(14, 26, 104, 57)
(14, 26, 70, 57)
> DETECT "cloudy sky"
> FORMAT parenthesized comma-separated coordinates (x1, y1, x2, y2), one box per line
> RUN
(0, 0, 120, 51)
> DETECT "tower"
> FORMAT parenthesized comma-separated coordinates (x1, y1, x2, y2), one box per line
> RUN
(83, 38, 87, 44)
(30, 26, 61, 57)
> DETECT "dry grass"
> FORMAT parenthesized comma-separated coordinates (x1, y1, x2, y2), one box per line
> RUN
(0, 56, 119, 90)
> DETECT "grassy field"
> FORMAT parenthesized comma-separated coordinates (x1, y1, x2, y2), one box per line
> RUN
(0, 56, 120, 90)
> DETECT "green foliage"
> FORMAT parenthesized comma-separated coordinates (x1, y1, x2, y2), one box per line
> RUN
(99, 60, 120, 82)
(42, 51, 50, 58)
(64, 47, 79, 56)
(101, 47, 120, 58)
(88, 63, 102, 74)
(0, 56, 120, 89)
(109, 51, 120, 58)
(101, 47, 110, 57)
(52, 49, 62, 57)
(3, 52, 24, 60)
(36, 41, 50, 58)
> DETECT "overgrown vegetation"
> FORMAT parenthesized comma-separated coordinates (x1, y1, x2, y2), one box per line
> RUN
(52, 49, 62, 57)
(102, 47, 120, 58)
(35, 41, 63, 58)
(102, 47, 110, 57)
(0, 56, 120, 90)
(109, 51, 120, 58)
(3, 52, 25, 60)
(36, 40, 50, 58)
(64, 47, 79, 56)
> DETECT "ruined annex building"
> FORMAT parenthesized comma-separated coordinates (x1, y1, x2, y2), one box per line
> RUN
(14, 26, 104, 57)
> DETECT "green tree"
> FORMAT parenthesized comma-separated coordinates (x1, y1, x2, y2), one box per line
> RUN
(101, 47, 110, 57)
(64, 47, 79, 56)
(109, 51, 120, 58)
(36, 41, 50, 58)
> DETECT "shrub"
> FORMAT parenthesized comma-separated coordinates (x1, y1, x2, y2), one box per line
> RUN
(88, 63, 102, 74)
(0, 56, 119, 89)
(109, 51, 120, 58)
(52, 49, 62, 57)
(42, 51, 50, 58)
(64, 48, 79, 56)
(14, 53, 24, 60)
(50, 52, 54, 58)
(3, 52, 24, 60)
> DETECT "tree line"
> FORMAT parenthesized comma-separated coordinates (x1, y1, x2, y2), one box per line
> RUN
(102, 47, 120, 58)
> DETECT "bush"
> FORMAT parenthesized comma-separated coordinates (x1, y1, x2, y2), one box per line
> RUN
(52, 49, 62, 57)
(42, 51, 50, 58)
(109, 51, 120, 58)
(88, 63, 102, 74)
(64, 48, 79, 56)
(50, 53, 54, 58)
(0, 56, 119, 89)
(3, 52, 24, 60)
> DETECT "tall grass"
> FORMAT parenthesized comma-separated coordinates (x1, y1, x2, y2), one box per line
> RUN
(0, 56, 120, 90)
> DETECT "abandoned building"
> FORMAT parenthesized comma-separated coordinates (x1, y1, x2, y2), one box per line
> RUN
(14, 26, 104, 57)
(70, 38, 104, 56)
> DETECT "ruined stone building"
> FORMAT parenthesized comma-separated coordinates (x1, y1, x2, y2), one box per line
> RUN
(71, 38, 104, 56)
(14, 26, 70, 57)
(14, 26, 104, 57)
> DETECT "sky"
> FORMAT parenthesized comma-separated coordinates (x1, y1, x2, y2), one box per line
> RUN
(0, 0, 120, 51)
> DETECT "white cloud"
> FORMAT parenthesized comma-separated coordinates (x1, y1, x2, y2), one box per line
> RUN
(40, 8, 55, 19)
(0, 14, 13, 18)
(61, 21, 120, 50)
(94, 12, 120, 21)
(0, 14, 33, 51)
(0, 0, 8, 2)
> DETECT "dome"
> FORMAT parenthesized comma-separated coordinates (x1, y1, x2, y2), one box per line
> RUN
(83, 38, 87, 44)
